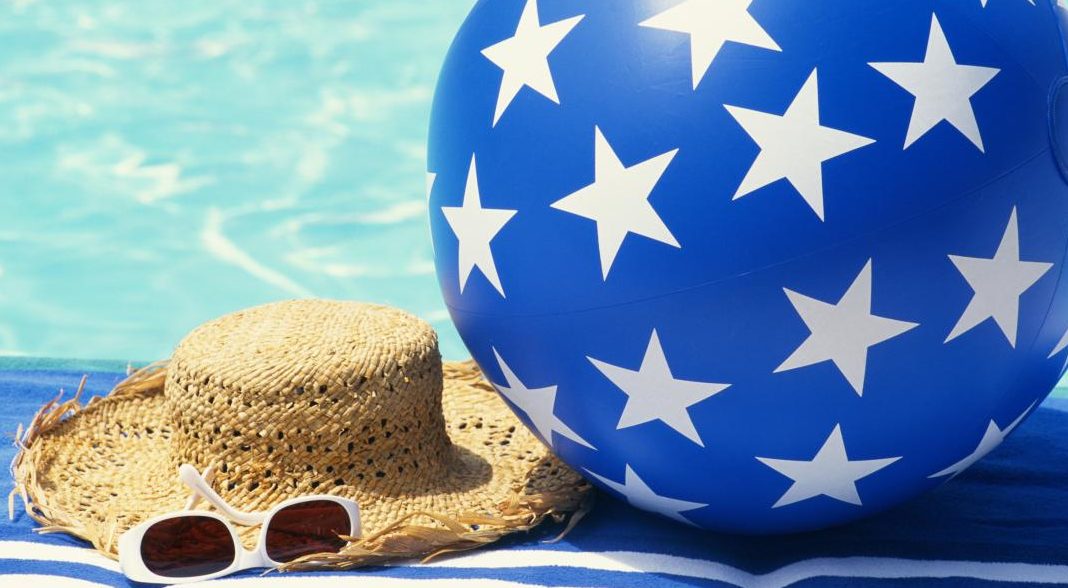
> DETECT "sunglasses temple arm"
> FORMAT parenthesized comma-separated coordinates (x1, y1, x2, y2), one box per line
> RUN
(183, 465, 216, 511)
(178, 464, 267, 526)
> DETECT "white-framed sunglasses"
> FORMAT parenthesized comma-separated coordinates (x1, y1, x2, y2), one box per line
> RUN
(118, 464, 361, 584)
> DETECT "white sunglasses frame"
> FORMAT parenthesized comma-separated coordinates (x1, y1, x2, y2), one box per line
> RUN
(118, 465, 361, 584)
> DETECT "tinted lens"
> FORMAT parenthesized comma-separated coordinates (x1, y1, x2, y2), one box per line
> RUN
(265, 500, 350, 563)
(141, 516, 236, 578)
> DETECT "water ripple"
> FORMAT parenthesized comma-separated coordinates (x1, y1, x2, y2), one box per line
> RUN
(0, 1, 472, 360)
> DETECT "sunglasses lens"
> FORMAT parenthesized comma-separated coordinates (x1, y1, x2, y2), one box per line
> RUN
(140, 515, 236, 578)
(265, 500, 350, 563)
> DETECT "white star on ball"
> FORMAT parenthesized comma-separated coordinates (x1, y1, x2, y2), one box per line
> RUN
(441, 156, 518, 297)
(725, 69, 875, 221)
(585, 464, 707, 524)
(945, 208, 1053, 347)
(551, 127, 680, 280)
(639, 0, 781, 90)
(757, 425, 901, 508)
(928, 402, 1035, 479)
(490, 349, 594, 450)
(1049, 328, 1068, 372)
(776, 260, 919, 397)
(870, 14, 1000, 151)
(589, 330, 730, 447)
(481, 0, 584, 126)
(426, 172, 437, 202)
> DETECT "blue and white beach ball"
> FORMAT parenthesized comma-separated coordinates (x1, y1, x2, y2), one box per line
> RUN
(427, 0, 1068, 533)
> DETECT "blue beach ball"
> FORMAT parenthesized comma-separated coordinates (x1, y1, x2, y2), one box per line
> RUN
(427, 0, 1068, 533)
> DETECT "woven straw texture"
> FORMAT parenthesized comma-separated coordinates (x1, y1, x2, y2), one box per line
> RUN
(12, 300, 591, 569)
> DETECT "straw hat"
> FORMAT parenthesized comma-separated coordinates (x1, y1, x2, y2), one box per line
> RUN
(11, 300, 591, 570)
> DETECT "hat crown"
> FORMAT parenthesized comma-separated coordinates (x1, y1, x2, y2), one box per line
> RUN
(164, 300, 452, 504)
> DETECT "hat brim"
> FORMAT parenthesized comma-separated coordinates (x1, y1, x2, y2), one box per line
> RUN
(12, 361, 591, 569)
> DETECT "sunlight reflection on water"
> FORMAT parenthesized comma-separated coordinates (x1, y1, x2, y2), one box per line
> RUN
(0, 0, 473, 361)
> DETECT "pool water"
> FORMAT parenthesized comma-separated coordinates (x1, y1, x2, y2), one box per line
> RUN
(0, 1, 473, 361)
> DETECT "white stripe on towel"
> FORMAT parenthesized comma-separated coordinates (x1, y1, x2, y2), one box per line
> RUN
(427, 549, 1068, 587)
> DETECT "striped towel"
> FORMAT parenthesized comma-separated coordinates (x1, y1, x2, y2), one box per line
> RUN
(3, 363, 1068, 587)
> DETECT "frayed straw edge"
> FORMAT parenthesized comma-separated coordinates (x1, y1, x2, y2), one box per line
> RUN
(8, 362, 168, 560)
(8, 360, 595, 569)
(279, 479, 595, 572)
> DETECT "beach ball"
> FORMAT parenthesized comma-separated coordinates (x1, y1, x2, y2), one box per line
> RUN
(427, 0, 1068, 533)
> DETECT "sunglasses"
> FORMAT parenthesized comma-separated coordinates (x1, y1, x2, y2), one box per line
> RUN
(119, 464, 361, 584)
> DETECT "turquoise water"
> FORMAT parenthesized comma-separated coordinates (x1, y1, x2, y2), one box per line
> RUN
(0, 1, 473, 361)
